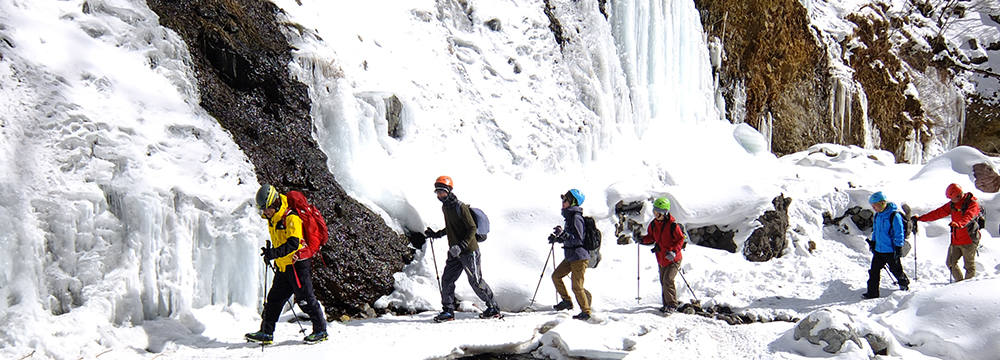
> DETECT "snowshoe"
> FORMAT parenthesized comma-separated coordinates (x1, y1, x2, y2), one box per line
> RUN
(861, 292, 879, 299)
(659, 305, 677, 314)
(572, 312, 591, 321)
(303, 331, 328, 344)
(245, 331, 274, 345)
(553, 300, 573, 311)
(434, 311, 455, 322)
(479, 307, 503, 319)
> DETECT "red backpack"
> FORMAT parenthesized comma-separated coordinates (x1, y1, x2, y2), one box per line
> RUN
(285, 190, 329, 261)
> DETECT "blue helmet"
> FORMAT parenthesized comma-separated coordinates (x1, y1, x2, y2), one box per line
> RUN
(868, 191, 886, 204)
(563, 189, 585, 206)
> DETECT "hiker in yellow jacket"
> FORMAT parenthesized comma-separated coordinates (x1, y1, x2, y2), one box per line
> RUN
(245, 185, 328, 344)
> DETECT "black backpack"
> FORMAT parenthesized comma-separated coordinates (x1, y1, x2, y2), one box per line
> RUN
(889, 211, 913, 240)
(582, 216, 602, 251)
(950, 195, 986, 244)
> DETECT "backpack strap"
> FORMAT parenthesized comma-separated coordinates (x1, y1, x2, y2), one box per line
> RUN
(276, 208, 295, 228)
(888, 211, 902, 239)
(961, 193, 973, 212)
(454, 202, 473, 227)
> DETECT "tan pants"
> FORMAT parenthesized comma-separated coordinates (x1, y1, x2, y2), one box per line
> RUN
(552, 259, 591, 314)
(659, 261, 680, 307)
(946, 244, 977, 282)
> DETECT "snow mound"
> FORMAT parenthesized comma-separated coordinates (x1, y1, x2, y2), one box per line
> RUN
(536, 317, 632, 360)
(911, 145, 995, 182)
(874, 278, 1000, 360)
(780, 307, 897, 357)
(782, 144, 895, 170)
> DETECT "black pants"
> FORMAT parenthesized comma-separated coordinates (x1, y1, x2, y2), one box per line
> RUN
(261, 259, 326, 334)
(867, 252, 910, 296)
(440, 249, 498, 311)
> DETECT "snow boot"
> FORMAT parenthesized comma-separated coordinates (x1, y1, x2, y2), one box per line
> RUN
(553, 299, 573, 311)
(572, 312, 591, 321)
(479, 307, 502, 319)
(303, 331, 328, 344)
(434, 310, 455, 322)
(861, 292, 879, 299)
(245, 331, 274, 345)
(659, 305, 677, 314)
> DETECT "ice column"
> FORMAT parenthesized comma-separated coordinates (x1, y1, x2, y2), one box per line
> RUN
(609, 0, 720, 131)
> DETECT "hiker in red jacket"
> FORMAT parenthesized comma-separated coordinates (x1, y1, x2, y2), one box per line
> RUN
(637, 197, 685, 313)
(913, 183, 982, 282)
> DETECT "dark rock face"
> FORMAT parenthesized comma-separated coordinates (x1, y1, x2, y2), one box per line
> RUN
(145, 0, 411, 319)
(824, 206, 875, 233)
(692, 0, 833, 157)
(543, 0, 568, 48)
(692, 1, 987, 162)
(687, 225, 737, 253)
(844, 9, 929, 160)
(974, 162, 1000, 193)
(963, 94, 1000, 156)
(744, 195, 792, 262)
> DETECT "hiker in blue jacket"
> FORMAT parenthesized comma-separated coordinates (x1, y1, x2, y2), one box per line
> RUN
(549, 189, 592, 320)
(424, 176, 500, 322)
(862, 191, 910, 299)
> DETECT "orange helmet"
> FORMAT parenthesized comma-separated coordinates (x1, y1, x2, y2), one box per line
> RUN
(945, 183, 963, 199)
(434, 176, 453, 192)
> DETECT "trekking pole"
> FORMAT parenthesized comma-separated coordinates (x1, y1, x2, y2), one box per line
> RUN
(636, 242, 641, 304)
(265, 261, 308, 335)
(913, 217, 918, 281)
(552, 246, 558, 304)
(528, 243, 556, 309)
(260, 252, 269, 352)
(678, 268, 699, 305)
(882, 264, 898, 285)
(428, 238, 441, 292)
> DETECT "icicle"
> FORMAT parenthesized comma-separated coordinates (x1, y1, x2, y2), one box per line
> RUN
(853, 88, 873, 149)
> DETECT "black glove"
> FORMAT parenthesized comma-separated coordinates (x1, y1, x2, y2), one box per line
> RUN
(651, 243, 660, 254)
(424, 227, 441, 239)
(260, 246, 278, 261)
(866, 238, 875, 253)
(633, 230, 643, 241)
(894, 246, 902, 259)
(548, 234, 558, 243)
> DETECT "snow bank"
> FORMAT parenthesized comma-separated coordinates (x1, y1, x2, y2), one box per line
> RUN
(874, 278, 1000, 360)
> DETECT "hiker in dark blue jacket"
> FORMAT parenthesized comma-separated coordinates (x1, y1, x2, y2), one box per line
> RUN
(549, 189, 592, 320)
(863, 191, 910, 299)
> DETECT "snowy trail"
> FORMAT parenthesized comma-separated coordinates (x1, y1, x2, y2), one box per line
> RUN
(128, 306, 795, 360)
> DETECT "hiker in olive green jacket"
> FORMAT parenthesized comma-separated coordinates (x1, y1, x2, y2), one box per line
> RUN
(424, 176, 500, 322)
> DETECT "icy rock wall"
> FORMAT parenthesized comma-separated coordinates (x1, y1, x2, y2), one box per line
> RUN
(0, 0, 263, 330)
